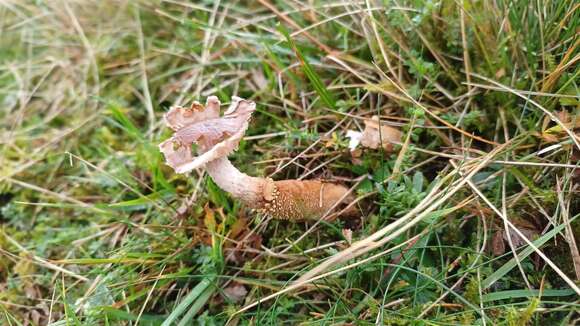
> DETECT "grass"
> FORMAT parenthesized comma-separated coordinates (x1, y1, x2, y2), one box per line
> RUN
(0, 0, 579, 325)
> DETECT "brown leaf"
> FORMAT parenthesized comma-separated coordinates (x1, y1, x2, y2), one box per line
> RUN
(229, 217, 248, 239)
(204, 205, 217, 232)
(223, 284, 248, 303)
(495, 68, 506, 79)
(30, 310, 42, 326)
(492, 230, 505, 256)
(541, 110, 580, 142)
(572, 149, 580, 183)
(491, 217, 541, 256)
(506, 219, 540, 248)
(342, 228, 353, 245)
(225, 231, 262, 265)
(250, 69, 268, 90)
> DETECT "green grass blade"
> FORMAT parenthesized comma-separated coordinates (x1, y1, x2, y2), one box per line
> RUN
(278, 24, 336, 109)
(177, 285, 216, 326)
(108, 189, 173, 211)
(161, 274, 216, 326)
(481, 289, 576, 303)
(100, 307, 165, 325)
(105, 101, 144, 141)
(482, 214, 579, 289)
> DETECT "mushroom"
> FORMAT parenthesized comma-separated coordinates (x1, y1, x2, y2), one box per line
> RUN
(346, 116, 402, 152)
(159, 96, 353, 220)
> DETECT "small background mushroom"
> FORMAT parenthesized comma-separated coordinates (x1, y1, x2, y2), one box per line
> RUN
(346, 115, 402, 151)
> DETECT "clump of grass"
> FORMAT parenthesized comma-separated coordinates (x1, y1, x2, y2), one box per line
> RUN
(1, 1, 578, 325)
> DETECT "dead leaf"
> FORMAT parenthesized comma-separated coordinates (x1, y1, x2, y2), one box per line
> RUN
(492, 230, 505, 256)
(204, 205, 217, 232)
(342, 228, 353, 245)
(224, 214, 263, 264)
(495, 68, 506, 79)
(229, 218, 247, 239)
(349, 149, 363, 165)
(506, 219, 540, 248)
(541, 110, 580, 143)
(30, 310, 42, 326)
(223, 284, 248, 303)
(572, 148, 580, 183)
(491, 218, 541, 256)
(250, 69, 268, 90)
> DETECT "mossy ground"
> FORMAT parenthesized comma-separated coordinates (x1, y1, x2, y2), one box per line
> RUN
(1, 1, 579, 325)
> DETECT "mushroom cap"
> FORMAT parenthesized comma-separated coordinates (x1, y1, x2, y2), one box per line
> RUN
(163, 96, 220, 131)
(159, 96, 255, 174)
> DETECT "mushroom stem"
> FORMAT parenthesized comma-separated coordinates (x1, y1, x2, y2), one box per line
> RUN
(206, 156, 354, 220)
(205, 157, 265, 205)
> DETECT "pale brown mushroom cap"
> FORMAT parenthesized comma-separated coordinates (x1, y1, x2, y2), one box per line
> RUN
(360, 116, 402, 151)
(159, 96, 255, 174)
(164, 96, 220, 131)
(346, 116, 402, 152)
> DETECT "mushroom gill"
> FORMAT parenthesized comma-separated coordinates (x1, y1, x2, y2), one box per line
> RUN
(159, 96, 353, 220)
